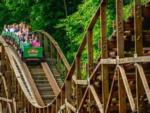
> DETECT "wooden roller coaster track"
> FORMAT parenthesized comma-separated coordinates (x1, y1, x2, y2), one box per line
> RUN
(1, 0, 150, 113)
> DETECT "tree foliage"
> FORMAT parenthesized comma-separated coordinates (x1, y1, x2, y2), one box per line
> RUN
(0, 0, 148, 63)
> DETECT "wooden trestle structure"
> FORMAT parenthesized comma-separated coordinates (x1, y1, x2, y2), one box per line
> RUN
(1, 0, 150, 113)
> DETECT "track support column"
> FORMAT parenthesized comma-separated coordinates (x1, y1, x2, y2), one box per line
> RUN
(100, 0, 109, 111)
(134, 0, 143, 112)
(116, 0, 126, 113)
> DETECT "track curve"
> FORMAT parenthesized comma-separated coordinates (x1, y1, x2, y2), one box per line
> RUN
(1, 0, 150, 113)
(0, 30, 71, 112)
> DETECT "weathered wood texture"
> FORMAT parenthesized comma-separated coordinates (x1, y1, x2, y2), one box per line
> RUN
(1, 0, 150, 113)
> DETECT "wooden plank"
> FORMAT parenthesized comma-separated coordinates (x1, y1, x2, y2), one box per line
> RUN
(105, 71, 117, 113)
(94, 56, 150, 65)
(41, 62, 60, 95)
(1, 76, 8, 98)
(56, 96, 61, 113)
(58, 104, 65, 113)
(134, 0, 143, 55)
(117, 65, 136, 112)
(5, 47, 41, 107)
(75, 56, 84, 110)
(12, 98, 16, 113)
(89, 85, 104, 113)
(65, 99, 76, 112)
(66, 61, 75, 80)
(23, 63, 45, 106)
(116, 0, 124, 57)
(134, 0, 143, 112)
(0, 103, 2, 113)
(65, 78, 72, 110)
(87, 30, 93, 76)
(135, 63, 150, 103)
(46, 107, 50, 113)
(78, 87, 89, 112)
(116, 0, 126, 112)
(118, 71, 126, 113)
(0, 97, 12, 103)
(87, 30, 93, 113)
(100, 1, 109, 111)
(39, 108, 43, 113)
(76, 80, 87, 85)
(118, 56, 150, 64)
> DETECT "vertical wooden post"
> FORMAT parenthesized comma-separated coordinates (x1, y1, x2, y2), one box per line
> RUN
(0, 102, 2, 113)
(35, 107, 37, 113)
(134, 0, 143, 112)
(27, 103, 31, 113)
(116, 0, 126, 113)
(39, 108, 43, 113)
(43, 108, 46, 113)
(51, 105, 54, 113)
(12, 98, 16, 113)
(56, 97, 61, 113)
(100, 0, 109, 111)
(87, 31, 93, 113)
(65, 79, 72, 107)
(31, 105, 35, 113)
(62, 89, 65, 108)
(47, 107, 50, 113)
(75, 56, 84, 112)
(87, 31, 93, 76)
(134, 0, 143, 55)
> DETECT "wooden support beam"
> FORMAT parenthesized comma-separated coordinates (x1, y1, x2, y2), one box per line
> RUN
(116, 0, 124, 57)
(87, 31, 93, 76)
(135, 63, 150, 103)
(100, 1, 109, 111)
(78, 87, 89, 112)
(134, 0, 143, 112)
(0, 103, 2, 113)
(23, 63, 45, 106)
(56, 96, 61, 113)
(134, 0, 143, 55)
(65, 99, 76, 112)
(12, 98, 16, 113)
(118, 71, 126, 113)
(105, 71, 116, 113)
(75, 56, 83, 111)
(73, 75, 87, 85)
(87, 30, 93, 113)
(0, 97, 12, 103)
(46, 107, 50, 113)
(41, 62, 60, 95)
(117, 65, 136, 112)
(65, 79, 72, 107)
(27, 103, 31, 113)
(116, 0, 126, 113)
(39, 108, 43, 113)
(89, 85, 104, 113)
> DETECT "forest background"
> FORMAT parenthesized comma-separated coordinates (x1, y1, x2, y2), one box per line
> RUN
(0, 0, 147, 63)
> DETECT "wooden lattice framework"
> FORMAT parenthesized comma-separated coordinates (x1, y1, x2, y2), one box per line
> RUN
(1, 0, 150, 113)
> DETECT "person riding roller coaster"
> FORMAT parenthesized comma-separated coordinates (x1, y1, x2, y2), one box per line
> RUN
(2, 23, 43, 61)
